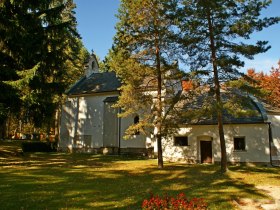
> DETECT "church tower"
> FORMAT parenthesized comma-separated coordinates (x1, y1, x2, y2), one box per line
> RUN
(85, 53, 99, 77)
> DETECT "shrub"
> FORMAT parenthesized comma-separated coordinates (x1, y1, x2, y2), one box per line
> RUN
(142, 192, 208, 210)
(21, 141, 57, 152)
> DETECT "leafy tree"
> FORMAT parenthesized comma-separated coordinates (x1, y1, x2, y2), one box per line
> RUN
(109, 0, 182, 168)
(247, 60, 280, 108)
(177, 0, 279, 172)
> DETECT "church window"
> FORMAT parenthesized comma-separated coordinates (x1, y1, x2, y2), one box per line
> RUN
(174, 136, 189, 146)
(134, 115, 140, 135)
(234, 137, 246, 151)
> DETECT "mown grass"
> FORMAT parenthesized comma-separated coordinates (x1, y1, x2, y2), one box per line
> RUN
(0, 141, 279, 210)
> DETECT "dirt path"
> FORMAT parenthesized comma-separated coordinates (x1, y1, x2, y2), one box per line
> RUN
(234, 185, 280, 210)
(257, 186, 280, 210)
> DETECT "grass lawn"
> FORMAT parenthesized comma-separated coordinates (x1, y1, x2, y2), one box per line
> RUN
(0, 141, 279, 210)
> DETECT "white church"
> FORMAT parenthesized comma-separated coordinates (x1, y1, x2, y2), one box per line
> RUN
(59, 55, 280, 165)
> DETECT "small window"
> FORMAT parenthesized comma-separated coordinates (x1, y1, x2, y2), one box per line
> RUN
(234, 137, 246, 151)
(134, 115, 140, 135)
(91, 61, 95, 69)
(174, 136, 189, 146)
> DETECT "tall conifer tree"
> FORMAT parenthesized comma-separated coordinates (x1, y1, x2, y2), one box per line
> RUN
(177, 0, 279, 172)
(109, 0, 181, 168)
(0, 0, 85, 136)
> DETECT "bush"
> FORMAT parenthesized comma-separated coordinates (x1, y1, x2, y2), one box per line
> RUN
(142, 192, 208, 210)
(21, 141, 57, 152)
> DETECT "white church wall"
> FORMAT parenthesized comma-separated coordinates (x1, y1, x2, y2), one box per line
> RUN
(59, 93, 120, 151)
(59, 97, 77, 150)
(120, 116, 147, 149)
(162, 124, 270, 164)
(77, 95, 106, 148)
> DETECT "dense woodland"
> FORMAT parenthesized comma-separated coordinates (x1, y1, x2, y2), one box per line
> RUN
(0, 0, 279, 172)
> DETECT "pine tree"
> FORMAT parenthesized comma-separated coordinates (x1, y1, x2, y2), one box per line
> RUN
(109, 0, 182, 168)
(177, 0, 279, 172)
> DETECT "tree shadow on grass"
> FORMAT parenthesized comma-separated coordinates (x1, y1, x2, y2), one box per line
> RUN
(0, 153, 277, 210)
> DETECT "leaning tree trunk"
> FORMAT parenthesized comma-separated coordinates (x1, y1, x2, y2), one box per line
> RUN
(206, 8, 228, 173)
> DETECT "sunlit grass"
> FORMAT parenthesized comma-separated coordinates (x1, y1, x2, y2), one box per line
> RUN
(0, 142, 279, 209)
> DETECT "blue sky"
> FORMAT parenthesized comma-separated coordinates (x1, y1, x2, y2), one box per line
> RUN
(74, 0, 279, 73)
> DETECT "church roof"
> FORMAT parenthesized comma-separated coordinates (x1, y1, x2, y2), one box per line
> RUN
(177, 90, 268, 125)
(67, 72, 121, 96)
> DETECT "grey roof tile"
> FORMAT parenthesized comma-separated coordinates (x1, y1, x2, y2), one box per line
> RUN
(179, 91, 266, 125)
(67, 72, 121, 95)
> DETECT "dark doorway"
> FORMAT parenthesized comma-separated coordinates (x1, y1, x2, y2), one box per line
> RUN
(200, 141, 212, 163)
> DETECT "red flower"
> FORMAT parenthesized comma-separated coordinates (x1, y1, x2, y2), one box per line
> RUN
(142, 193, 208, 210)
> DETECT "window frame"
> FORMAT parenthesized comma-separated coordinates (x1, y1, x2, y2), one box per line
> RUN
(174, 136, 189, 146)
(233, 136, 246, 151)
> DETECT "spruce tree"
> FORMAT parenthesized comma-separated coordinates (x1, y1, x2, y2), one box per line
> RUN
(0, 0, 85, 136)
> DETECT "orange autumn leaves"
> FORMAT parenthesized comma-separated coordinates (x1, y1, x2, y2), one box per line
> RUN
(247, 60, 280, 108)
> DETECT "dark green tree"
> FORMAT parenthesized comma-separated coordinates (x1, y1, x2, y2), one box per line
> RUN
(0, 0, 86, 136)
(177, 0, 279, 172)
(0, 0, 25, 137)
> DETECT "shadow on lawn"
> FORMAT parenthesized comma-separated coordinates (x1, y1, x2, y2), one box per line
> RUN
(0, 152, 277, 210)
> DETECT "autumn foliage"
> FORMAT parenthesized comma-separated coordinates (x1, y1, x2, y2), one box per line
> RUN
(247, 60, 280, 108)
(181, 80, 194, 91)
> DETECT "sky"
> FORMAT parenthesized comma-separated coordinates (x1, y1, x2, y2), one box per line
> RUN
(74, 0, 279, 73)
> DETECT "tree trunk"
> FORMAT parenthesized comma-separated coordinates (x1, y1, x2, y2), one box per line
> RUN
(157, 134, 163, 168)
(55, 106, 60, 141)
(156, 39, 163, 169)
(6, 111, 11, 139)
(206, 8, 228, 173)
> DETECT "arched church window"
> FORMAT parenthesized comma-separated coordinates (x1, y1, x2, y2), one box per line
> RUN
(134, 115, 140, 135)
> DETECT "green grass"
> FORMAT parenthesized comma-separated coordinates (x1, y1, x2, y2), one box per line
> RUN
(0, 141, 279, 210)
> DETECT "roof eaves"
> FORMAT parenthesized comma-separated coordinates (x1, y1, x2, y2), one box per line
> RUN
(68, 90, 120, 98)
(65, 76, 86, 95)
(249, 95, 268, 122)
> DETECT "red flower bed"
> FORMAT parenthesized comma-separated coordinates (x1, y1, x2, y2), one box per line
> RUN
(142, 192, 208, 210)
